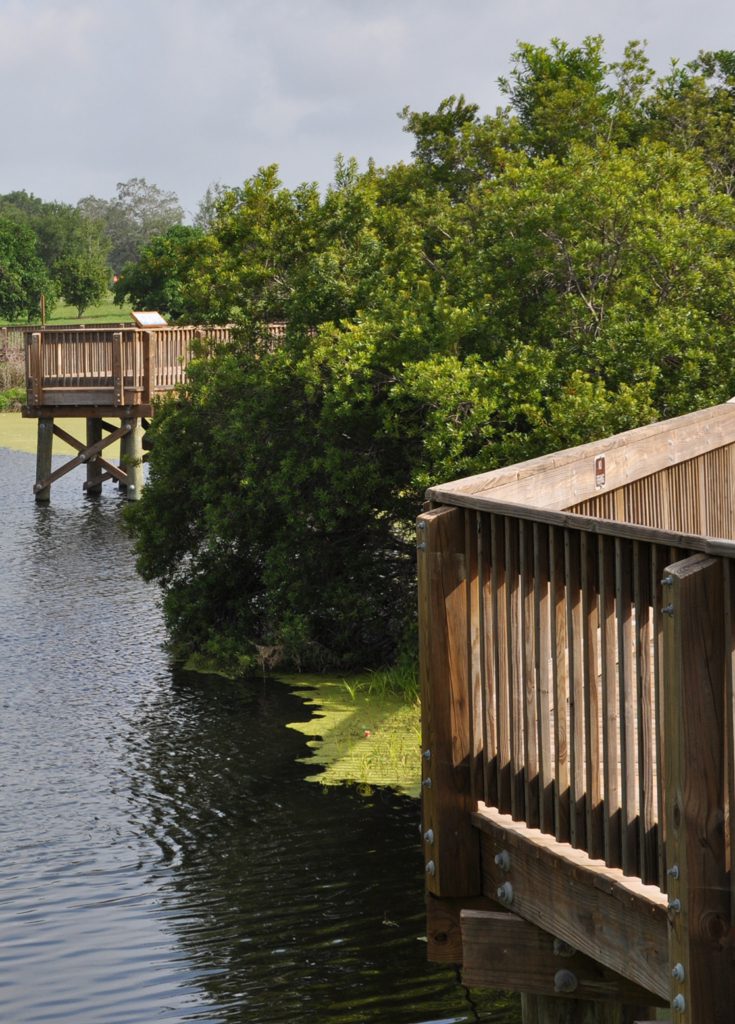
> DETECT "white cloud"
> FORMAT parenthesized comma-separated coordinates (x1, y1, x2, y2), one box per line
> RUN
(0, 0, 732, 215)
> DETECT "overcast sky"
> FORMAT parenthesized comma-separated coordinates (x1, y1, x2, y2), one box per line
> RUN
(1, 0, 733, 219)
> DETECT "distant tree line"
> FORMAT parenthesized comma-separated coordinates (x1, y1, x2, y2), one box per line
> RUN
(0, 178, 184, 321)
(117, 39, 735, 672)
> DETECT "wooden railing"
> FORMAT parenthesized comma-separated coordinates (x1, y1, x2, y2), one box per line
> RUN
(419, 401, 735, 1017)
(24, 326, 233, 410)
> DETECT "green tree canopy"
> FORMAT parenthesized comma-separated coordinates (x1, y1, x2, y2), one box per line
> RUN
(0, 216, 54, 321)
(78, 177, 183, 273)
(127, 39, 735, 673)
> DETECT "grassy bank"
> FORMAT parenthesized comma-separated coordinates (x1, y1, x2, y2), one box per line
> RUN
(0, 293, 133, 327)
(185, 655, 421, 796)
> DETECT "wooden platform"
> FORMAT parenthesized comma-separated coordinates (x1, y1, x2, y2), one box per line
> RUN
(419, 401, 735, 1022)
(20, 325, 233, 500)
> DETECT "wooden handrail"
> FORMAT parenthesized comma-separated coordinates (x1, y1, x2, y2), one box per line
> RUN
(421, 406, 735, 1016)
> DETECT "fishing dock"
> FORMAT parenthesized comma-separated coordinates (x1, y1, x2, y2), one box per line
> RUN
(21, 325, 232, 500)
(418, 401, 735, 1022)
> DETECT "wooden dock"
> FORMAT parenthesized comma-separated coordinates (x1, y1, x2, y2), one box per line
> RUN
(21, 325, 232, 500)
(418, 401, 735, 1023)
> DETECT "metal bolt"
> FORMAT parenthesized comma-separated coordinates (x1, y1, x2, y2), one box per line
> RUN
(425, 860, 436, 877)
(424, 829, 434, 844)
(662, 604, 674, 616)
(496, 882, 513, 906)
(553, 939, 576, 958)
(668, 898, 681, 913)
(554, 969, 578, 995)
(422, 749, 431, 761)
(422, 777, 432, 789)
(417, 521, 426, 530)
(673, 994, 686, 1013)
(417, 542, 426, 551)
(672, 963, 686, 982)
(494, 850, 511, 872)
(661, 575, 673, 586)
(668, 864, 680, 880)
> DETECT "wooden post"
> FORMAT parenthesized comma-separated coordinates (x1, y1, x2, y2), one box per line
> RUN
(663, 554, 733, 1023)
(123, 417, 144, 501)
(34, 418, 53, 502)
(141, 330, 153, 405)
(85, 418, 102, 495)
(28, 331, 43, 408)
(418, 505, 481, 898)
(112, 332, 123, 406)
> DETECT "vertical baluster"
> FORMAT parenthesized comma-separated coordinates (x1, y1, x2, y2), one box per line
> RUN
(465, 510, 483, 803)
(599, 534, 621, 868)
(616, 537, 638, 876)
(534, 522, 554, 833)
(479, 513, 498, 807)
(493, 516, 512, 814)
(506, 517, 524, 820)
(652, 543, 668, 887)
(520, 520, 539, 828)
(551, 526, 570, 842)
(565, 529, 586, 849)
(582, 532, 603, 860)
(634, 542, 657, 884)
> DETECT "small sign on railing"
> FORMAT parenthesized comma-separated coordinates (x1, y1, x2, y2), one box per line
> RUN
(131, 311, 167, 328)
(594, 455, 606, 488)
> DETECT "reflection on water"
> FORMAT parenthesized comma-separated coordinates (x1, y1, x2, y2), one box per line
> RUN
(0, 447, 520, 1023)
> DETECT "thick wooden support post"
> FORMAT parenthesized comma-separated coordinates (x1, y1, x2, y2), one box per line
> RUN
(122, 418, 144, 501)
(662, 555, 734, 1023)
(418, 505, 481, 898)
(34, 417, 53, 502)
(85, 418, 102, 495)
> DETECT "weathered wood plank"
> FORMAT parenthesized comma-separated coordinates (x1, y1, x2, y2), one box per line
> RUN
(473, 806, 669, 1000)
(428, 402, 735, 511)
(478, 513, 498, 806)
(494, 515, 512, 813)
(551, 526, 571, 843)
(425, 893, 497, 963)
(662, 554, 734, 1022)
(599, 534, 621, 868)
(535, 522, 554, 833)
(461, 910, 666, 1006)
(418, 506, 481, 898)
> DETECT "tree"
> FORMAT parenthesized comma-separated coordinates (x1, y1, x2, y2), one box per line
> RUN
(0, 216, 54, 321)
(78, 177, 184, 273)
(126, 39, 735, 674)
(113, 225, 208, 320)
(0, 191, 110, 315)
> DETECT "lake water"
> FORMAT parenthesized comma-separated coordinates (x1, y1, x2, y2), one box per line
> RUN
(0, 443, 520, 1023)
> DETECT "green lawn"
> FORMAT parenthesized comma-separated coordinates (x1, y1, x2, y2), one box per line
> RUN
(0, 293, 133, 327)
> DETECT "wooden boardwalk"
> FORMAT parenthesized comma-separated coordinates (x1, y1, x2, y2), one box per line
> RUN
(419, 401, 735, 1023)
(21, 325, 233, 500)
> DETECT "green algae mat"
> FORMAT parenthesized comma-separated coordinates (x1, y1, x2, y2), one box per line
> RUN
(283, 675, 421, 797)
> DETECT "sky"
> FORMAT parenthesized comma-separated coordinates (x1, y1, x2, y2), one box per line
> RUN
(1, 0, 733, 220)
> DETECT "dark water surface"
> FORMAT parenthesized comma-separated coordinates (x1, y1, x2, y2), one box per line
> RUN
(0, 446, 520, 1024)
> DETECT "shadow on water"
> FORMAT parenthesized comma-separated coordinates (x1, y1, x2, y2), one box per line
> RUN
(124, 667, 520, 1023)
(0, 447, 521, 1024)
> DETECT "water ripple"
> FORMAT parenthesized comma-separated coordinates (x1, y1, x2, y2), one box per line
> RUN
(0, 445, 520, 1024)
